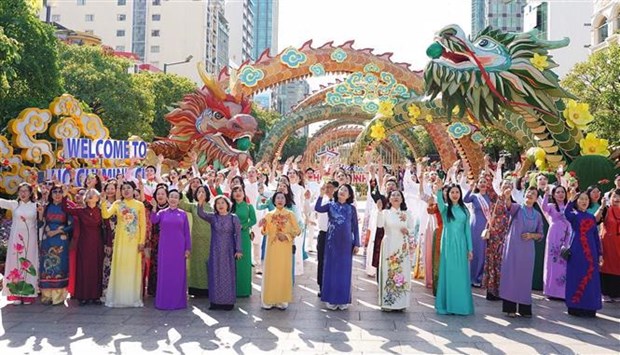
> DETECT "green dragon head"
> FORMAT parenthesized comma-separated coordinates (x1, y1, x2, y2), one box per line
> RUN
(424, 24, 575, 124)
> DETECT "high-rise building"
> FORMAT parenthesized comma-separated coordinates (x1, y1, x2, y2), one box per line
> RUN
(523, 0, 593, 77)
(591, 0, 620, 53)
(275, 80, 310, 137)
(225, 0, 255, 66)
(39, 0, 221, 84)
(214, 0, 229, 73)
(252, 0, 279, 59)
(471, 0, 527, 36)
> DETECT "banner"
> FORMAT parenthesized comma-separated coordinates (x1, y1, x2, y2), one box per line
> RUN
(46, 167, 145, 186)
(63, 138, 147, 160)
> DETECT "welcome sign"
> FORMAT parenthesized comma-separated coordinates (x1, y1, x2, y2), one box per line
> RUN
(63, 138, 148, 160)
(46, 167, 145, 186)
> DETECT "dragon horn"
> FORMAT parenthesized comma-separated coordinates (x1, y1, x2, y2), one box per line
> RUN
(526, 30, 570, 49)
(229, 67, 240, 99)
(197, 62, 227, 100)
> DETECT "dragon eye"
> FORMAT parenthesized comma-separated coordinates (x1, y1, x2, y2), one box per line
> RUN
(479, 39, 489, 47)
(475, 38, 497, 50)
(213, 111, 224, 120)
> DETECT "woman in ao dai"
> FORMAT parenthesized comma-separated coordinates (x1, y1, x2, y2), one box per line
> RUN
(377, 190, 416, 311)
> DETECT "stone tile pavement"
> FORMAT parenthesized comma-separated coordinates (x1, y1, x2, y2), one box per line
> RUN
(1, 252, 618, 354)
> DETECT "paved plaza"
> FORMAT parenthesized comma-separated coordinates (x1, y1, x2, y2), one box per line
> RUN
(1, 253, 619, 354)
(1, 203, 619, 354)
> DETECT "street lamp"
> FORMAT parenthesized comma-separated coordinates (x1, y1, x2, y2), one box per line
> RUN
(163, 55, 193, 73)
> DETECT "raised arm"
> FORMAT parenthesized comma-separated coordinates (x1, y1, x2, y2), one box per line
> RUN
(436, 190, 447, 215)
(150, 209, 162, 225)
(0, 198, 18, 211)
(315, 196, 330, 213)
(196, 204, 215, 223)
(101, 200, 119, 220)
(564, 200, 577, 224)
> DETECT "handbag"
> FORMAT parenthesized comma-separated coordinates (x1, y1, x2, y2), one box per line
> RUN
(481, 197, 501, 240)
(560, 232, 574, 261)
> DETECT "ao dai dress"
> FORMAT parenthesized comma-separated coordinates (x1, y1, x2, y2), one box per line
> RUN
(499, 204, 544, 308)
(377, 208, 416, 310)
(39, 203, 73, 305)
(564, 202, 602, 315)
(541, 195, 571, 299)
(150, 208, 191, 310)
(261, 208, 301, 307)
(233, 201, 257, 297)
(463, 190, 491, 286)
(0, 199, 39, 301)
(435, 192, 474, 315)
(314, 199, 360, 307)
(179, 198, 213, 296)
(101, 199, 147, 308)
(196, 210, 242, 308)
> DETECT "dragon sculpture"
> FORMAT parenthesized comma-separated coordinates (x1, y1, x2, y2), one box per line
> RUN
(150, 64, 258, 171)
(424, 24, 582, 166)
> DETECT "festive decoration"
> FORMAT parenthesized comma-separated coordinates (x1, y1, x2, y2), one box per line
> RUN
(563, 100, 593, 131)
(238, 65, 265, 88)
(530, 53, 549, 71)
(425, 24, 581, 166)
(447, 122, 472, 139)
(377, 100, 395, 117)
(407, 104, 421, 120)
(369, 122, 386, 141)
(150, 63, 258, 170)
(309, 63, 326, 77)
(331, 48, 348, 63)
(280, 47, 308, 69)
(425, 114, 433, 123)
(579, 133, 610, 157)
(471, 131, 485, 144)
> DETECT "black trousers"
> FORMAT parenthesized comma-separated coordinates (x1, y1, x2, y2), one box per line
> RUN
(502, 300, 532, 316)
(317, 231, 327, 290)
(568, 307, 597, 317)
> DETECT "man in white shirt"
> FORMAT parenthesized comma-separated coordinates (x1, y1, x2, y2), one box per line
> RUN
(316, 180, 338, 297)
(304, 167, 321, 253)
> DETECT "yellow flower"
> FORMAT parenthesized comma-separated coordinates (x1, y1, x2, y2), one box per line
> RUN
(377, 101, 394, 117)
(530, 53, 549, 71)
(370, 122, 386, 141)
(563, 100, 593, 131)
(580, 133, 610, 157)
(425, 114, 433, 123)
(407, 104, 421, 120)
(467, 113, 476, 123)
(452, 106, 460, 115)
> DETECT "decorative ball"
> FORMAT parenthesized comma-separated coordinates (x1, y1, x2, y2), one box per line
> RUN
(236, 137, 252, 151)
(426, 42, 444, 59)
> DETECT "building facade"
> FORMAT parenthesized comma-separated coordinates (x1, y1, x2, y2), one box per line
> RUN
(523, 0, 593, 77)
(275, 80, 310, 137)
(591, 0, 620, 52)
(251, 0, 279, 59)
(471, 0, 527, 36)
(40, 0, 221, 84)
(225, 0, 255, 65)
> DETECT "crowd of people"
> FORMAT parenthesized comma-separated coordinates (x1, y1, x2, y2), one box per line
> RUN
(0, 152, 618, 320)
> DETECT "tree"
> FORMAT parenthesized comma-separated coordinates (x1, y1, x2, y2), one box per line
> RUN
(250, 104, 281, 160)
(132, 72, 196, 138)
(58, 44, 155, 139)
(280, 133, 308, 161)
(562, 44, 620, 146)
(0, 0, 62, 127)
(480, 126, 522, 158)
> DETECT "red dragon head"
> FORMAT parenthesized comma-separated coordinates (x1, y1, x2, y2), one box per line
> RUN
(152, 63, 258, 171)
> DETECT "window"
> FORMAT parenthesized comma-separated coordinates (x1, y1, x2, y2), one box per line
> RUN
(596, 17, 609, 43)
(85, 14, 94, 22)
(151, 45, 160, 53)
(77, 0, 86, 5)
(152, 14, 161, 21)
(116, 45, 125, 51)
(51, 14, 61, 22)
(117, 0, 126, 5)
(153, 0, 161, 5)
(116, 30, 125, 37)
(117, 14, 126, 21)
(151, 30, 160, 37)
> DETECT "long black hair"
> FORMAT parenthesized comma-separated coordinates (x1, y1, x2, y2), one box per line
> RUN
(277, 181, 295, 205)
(550, 185, 567, 212)
(587, 185, 601, 208)
(386, 190, 408, 211)
(445, 184, 467, 221)
(84, 173, 103, 192)
(230, 185, 247, 213)
(193, 185, 211, 204)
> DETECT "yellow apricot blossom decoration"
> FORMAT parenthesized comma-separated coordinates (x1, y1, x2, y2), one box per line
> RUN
(530, 53, 549, 71)
(377, 100, 395, 117)
(580, 133, 610, 157)
(425, 114, 433, 123)
(563, 100, 593, 131)
(407, 104, 421, 120)
(370, 122, 386, 141)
